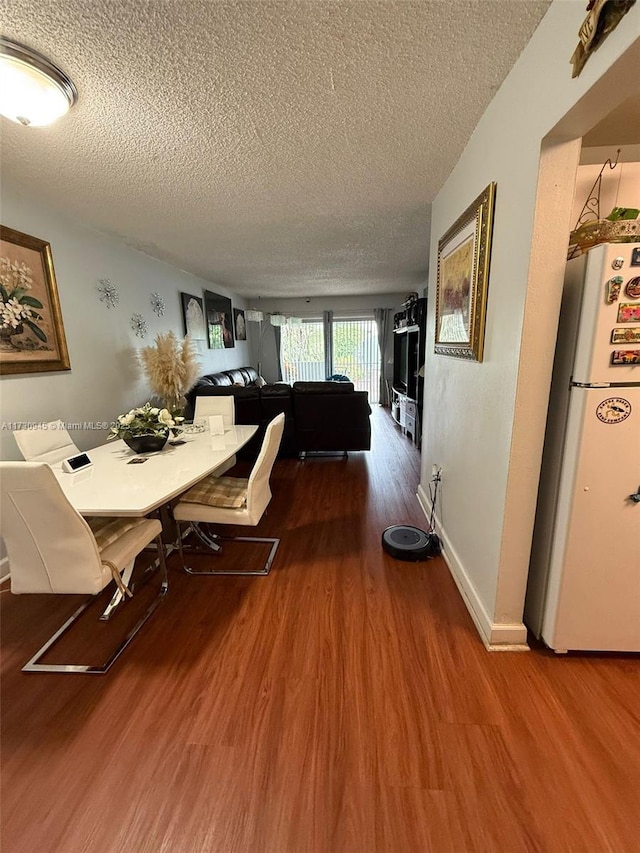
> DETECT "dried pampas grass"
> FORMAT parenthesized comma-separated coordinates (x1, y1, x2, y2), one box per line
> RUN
(140, 331, 200, 411)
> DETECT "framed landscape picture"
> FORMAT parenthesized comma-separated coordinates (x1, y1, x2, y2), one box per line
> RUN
(203, 290, 234, 349)
(0, 225, 70, 375)
(180, 292, 206, 340)
(434, 182, 496, 361)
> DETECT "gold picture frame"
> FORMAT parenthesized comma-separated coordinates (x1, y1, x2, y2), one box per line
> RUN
(434, 182, 496, 361)
(0, 225, 70, 375)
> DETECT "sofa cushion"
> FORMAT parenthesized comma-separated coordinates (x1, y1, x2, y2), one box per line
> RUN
(261, 383, 292, 399)
(238, 367, 260, 385)
(224, 368, 247, 386)
(203, 372, 233, 386)
(292, 381, 355, 394)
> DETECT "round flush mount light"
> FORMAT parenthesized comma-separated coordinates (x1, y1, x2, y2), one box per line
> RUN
(0, 37, 77, 127)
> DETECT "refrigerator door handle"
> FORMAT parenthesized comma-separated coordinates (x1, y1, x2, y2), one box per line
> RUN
(570, 381, 611, 388)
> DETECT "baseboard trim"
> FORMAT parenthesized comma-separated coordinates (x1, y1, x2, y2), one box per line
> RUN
(416, 485, 528, 651)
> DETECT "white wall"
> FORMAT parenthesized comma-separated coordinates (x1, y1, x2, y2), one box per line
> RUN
(418, 2, 640, 645)
(0, 181, 251, 461)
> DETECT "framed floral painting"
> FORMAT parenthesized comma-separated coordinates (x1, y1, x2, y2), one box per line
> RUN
(180, 292, 207, 340)
(233, 307, 247, 341)
(0, 226, 70, 375)
(434, 182, 496, 361)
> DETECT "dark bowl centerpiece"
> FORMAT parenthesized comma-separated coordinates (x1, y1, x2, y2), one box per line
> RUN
(122, 433, 168, 454)
(108, 402, 184, 454)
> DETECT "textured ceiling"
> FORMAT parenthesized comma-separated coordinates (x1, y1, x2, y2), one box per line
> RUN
(1, 1, 551, 297)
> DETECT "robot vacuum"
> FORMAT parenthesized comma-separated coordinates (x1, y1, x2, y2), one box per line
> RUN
(381, 525, 440, 562)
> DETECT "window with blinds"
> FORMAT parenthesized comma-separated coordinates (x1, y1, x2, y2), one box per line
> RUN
(280, 320, 325, 384)
(280, 315, 380, 403)
(332, 318, 379, 402)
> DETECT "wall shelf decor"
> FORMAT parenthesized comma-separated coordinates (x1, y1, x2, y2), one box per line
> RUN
(97, 278, 119, 309)
(0, 225, 71, 375)
(131, 313, 148, 338)
(150, 291, 165, 316)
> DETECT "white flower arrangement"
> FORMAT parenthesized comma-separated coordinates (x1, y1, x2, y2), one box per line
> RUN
(0, 256, 47, 342)
(108, 402, 185, 441)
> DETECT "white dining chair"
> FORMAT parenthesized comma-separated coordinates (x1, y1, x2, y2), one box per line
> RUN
(193, 395, 236, 475)
(13, 419, 80, 464)
(0, 461, 168, 673)
(174, 412, 285, 575)
(194, 395, 235, 429)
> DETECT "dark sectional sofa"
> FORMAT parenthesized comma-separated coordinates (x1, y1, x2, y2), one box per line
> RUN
(184, 367, 371, 458)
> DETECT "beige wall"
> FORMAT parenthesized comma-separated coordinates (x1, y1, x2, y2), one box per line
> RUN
(418, 2, 640, 645)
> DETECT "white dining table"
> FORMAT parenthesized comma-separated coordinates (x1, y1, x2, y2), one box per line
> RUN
(52, 425, 258, 517)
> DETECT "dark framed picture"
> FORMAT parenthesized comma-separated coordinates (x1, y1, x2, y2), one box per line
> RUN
(631, 247, 640, 267)
(435, 183, 496, 361)
(0, 225, 70, 375)
(233, 308, 246, 341)
(203, 290, 234, 349)
(180, 292, 206, 340)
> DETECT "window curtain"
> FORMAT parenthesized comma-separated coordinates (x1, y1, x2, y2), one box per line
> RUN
(323, 310, 333, 379)
(274, 324, 283, 381)
(374, 308, 392, 406)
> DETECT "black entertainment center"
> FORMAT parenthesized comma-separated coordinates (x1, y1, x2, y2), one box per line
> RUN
(392, 296, 427, 446)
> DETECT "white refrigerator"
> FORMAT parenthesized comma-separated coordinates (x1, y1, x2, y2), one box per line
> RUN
(526, 242, 640, 652)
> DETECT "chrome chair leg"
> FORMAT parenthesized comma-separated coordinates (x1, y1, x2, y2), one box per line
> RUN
(179, 522, 279, 576)
(23, 535, 169, 675)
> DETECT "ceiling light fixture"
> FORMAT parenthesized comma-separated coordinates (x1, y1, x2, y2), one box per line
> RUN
(0, 37, 78, 127)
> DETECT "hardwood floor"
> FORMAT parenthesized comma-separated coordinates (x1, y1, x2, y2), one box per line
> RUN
(1, 407, 639, 852)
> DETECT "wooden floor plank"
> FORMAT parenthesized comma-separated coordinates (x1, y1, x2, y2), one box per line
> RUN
(2, 407, 639, 852)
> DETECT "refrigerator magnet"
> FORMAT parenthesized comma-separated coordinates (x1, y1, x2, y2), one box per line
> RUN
(617, 303, 640, 323)
(596, 397, 632, 424)
(624, 276, 640, 299)
(611, 257, 625, 270)
(605, 276, 623, 303)
(631, 247, 640, 267)
(611, 350, 640, 365)
(611, 327, 640, 344)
